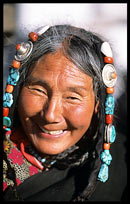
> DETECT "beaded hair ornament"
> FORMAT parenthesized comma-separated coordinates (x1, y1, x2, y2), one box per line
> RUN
(3, 26, 117, 182)
(97, 42, 117, 182)
(3, 25, 50, 135)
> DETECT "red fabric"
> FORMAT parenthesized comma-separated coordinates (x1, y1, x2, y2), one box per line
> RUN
(3, 127, 43, 191)
(11, 127, 43, 170)
(20, 142, 43, 170)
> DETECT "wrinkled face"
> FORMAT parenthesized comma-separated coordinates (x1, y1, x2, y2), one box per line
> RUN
(18, 50, 98, 155)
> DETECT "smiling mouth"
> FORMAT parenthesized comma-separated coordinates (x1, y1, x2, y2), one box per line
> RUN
(38, 126, 68, 139)
(40, 127, 64, 135)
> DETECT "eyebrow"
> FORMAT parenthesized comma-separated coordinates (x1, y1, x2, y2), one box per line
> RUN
(25, 77, 50, 90)
(25, 76, 89, 93)
(67, 86, 88, 93)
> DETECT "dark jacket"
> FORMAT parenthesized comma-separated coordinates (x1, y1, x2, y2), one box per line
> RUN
(3, 130, 127, 202)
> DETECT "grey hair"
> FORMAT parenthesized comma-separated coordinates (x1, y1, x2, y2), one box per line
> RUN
(20, 25, 105, 102)
(10, 25, 107, 201)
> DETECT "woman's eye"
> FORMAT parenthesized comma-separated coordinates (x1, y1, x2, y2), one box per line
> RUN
(28, 86, 47, 95)
(68, 97, 79, 100)
(34, 88, 44, 93)
(66, 96, 81, 102)
(33, 88, 47, 94)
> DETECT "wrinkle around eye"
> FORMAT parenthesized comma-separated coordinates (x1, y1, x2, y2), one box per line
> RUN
(26, 86, 48, 97)
(63, 95, 83, 105)
(66, 96, 81, 101)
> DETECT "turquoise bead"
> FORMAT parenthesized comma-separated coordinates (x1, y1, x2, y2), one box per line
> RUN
(7, 68, 20, 86)
(3, 116, 11, 127)
(98, 163, 108, 182)
(105, 94, 115, 115)
(100, 150, 112, 165)
(3, 93, 13, 108)
(50, 160, 56, 165)
(110, 125, 116, 143)
(41, 158, 46, 163)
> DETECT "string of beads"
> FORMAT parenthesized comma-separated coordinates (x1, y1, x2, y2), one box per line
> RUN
(98, 42, 117, 182)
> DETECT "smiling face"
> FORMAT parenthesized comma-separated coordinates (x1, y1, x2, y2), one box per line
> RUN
(18, 50, 98, 155)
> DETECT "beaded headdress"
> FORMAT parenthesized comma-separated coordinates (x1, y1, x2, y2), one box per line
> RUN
(3, 26, 117, 182)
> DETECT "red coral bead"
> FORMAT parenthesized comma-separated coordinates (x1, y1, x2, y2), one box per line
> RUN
(6, 84, 14, 93)
(105, 114, 113, 124)
(28, 32, 38, 42)
(5, 129, 12, 136)
(3, 107, 9, 117)
(104, 143, 110, 150)
(12, 60, 21, 69)
(104, 57, 113, 64)
(16, 44, 21, 50)
(106, 87, 114, 94)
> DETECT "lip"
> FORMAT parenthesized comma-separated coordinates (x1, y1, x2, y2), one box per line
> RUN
(38, 126, 68, 139)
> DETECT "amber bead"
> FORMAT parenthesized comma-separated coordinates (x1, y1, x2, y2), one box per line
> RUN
(12, 60, 21, 69)
(111, 72, 117, 79)
(28, 32, 38, 42)
(104, 143, 110, 150)
(6, 84, 14, 93)
(3, 107, 9, 117)
(105, 114, 113, 124)
(106, 87, 114, 94)
(104, 57, 113, 64)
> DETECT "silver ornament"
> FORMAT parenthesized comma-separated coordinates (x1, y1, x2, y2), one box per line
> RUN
(102, 64, 117, 87)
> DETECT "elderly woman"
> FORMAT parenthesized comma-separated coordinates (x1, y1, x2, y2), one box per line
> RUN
(3, 25, 120, 201)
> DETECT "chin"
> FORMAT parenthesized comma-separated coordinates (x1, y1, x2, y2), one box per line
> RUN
(38, 147, 65, 156)
(34, 142, 69, 156)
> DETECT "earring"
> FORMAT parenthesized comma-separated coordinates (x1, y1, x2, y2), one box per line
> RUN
(97, 42, 117, 182)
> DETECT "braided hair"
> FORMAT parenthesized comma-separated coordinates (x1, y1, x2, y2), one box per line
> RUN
(4, 25, 107, 201)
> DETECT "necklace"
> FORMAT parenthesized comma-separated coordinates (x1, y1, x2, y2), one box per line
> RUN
(25, 143, 80, 170)
(26, 144, 56, 170)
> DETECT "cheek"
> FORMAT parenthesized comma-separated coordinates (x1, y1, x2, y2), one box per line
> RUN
(65, 102, 94, 130)
(18, 89, 43, 117)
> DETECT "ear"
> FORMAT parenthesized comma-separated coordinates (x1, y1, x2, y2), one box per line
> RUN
(94, 100, 99, 114)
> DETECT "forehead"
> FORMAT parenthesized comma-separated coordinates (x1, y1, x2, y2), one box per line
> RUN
(29, 50, 93, 88)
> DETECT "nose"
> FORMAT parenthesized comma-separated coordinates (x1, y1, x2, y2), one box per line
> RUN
(44, 96, 63, 123)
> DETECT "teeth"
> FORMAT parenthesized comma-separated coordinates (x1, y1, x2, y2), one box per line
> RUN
(41, 127, 63, 135)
